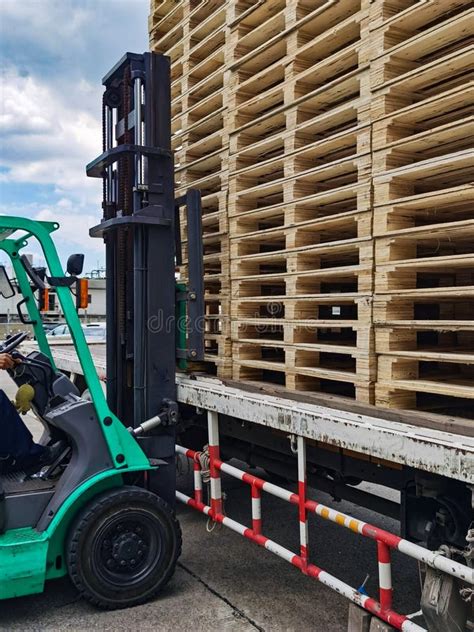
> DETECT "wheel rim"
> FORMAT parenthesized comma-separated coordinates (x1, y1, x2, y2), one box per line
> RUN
(91, 510, 163, 587)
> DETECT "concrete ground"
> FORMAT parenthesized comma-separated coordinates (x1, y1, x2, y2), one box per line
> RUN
(0, 371, 424, 631)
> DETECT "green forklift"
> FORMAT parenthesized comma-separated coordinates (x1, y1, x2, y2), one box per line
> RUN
(0, 52, 204, 608)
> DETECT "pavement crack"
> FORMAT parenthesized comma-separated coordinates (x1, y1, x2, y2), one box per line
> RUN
(177, 562, 265, 631)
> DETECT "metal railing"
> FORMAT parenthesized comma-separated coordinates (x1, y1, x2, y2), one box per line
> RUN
(176, 411, 474, 632)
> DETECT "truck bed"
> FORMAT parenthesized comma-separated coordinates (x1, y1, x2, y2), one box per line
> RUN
(43, 343, 473, 484)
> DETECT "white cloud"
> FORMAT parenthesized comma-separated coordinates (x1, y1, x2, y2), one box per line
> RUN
(0, 0, 149, 269)
(0, 201, 105, 277)
(0, 67, 102, 205)
(36, 205, 104, 254)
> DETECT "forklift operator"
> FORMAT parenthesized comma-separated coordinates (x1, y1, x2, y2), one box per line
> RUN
(0, 353, 62, 473)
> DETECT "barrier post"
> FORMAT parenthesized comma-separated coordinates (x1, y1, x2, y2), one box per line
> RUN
(377, 541, 393, 611)
(208, 410, 223, 517)
(297, 435, 309, 571)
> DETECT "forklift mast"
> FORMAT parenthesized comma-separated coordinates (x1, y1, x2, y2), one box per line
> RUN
(87, 52, 203, 505)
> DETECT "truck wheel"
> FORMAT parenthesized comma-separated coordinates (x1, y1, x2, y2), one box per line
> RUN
(66, 485, 182, 609)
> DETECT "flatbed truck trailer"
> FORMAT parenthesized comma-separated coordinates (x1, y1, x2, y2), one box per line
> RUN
(40, 341, 474, 631)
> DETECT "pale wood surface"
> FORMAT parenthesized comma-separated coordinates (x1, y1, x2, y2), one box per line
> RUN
(149, 0, 473, 421)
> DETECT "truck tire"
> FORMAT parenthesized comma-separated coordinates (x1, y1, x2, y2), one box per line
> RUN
(66, 485, 182, 609)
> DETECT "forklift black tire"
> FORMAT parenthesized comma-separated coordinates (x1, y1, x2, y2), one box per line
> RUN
(66, 485, 182, 609)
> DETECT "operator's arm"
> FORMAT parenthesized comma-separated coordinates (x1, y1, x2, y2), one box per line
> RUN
(0, 353, 15, 370)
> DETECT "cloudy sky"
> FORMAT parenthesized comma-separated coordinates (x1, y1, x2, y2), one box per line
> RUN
(0, 0, 149, 272)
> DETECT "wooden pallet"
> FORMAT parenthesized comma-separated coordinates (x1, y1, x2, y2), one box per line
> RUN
(229, 58, 371, 129)
(150, 24, 186, 64)
(176, 128, 229, 166)
(234, 340, 374, 381)
(375, 387, 473, 418)
(176, 142, 229, 175)
(375, 220, 474, 263)
(229, 154, 372, 215)
(182, 44, 226, 91)
(233, 319, 373, 352)
(370, 45, 472, 120)
(373, 185, 474, 236)
(230, 125, 371, 178)
(376, 326, 474, 359)
(201, 333, 233, 379)
(233, 259, 373, 298)
(372, 84, 473, 150)
(177, 62, 226, 116)
(175, 160, 229, 194)
(375, 254, 474, 293)
(370, 9, 473, 89)
(228, 0, 370, 70)
(230, 190, 372, 236)
(231, 213, 372, 258)
(231, 209, 372, 254)
(172, 88, 226, 136)
(227, 2, 370, 115)
(227, 0, 286, 68)
(188, 1, 226, 46)
(201, 285, 232, 379)
(150, 0, 226, 61)
(232, 294, 373, 323)
(373, 289, 474, 325)
(176, 149, 228, 188)
(372, 150, 474, 207)
(233, 229, 374, 266)
(228, 45, 370, 130)
(376, 355, 474, 414)
(150, 0, 223, 41)
(149, 0, 184, 33)
(149, 3, 186, 59)
(372, 118, 473, 175)
(285, 0, 369, 60)
(229, 190, 372, 258)
(230, 97, 370, 172)
(233, 342, 374, 403)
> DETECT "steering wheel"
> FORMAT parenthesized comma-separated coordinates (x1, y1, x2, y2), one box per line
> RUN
(0, 331, 29, 355)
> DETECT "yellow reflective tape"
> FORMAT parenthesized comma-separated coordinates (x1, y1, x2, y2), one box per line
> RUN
(320, 507, 330, 520)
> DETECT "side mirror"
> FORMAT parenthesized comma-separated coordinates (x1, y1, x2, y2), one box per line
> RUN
(67, 254, 84, 276)
(0, 265, 15, 299)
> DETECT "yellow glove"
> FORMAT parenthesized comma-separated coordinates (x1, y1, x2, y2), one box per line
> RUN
(15, 384, 35, 414)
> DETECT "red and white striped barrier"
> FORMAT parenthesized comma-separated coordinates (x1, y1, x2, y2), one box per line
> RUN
(176, 412, 473, 631)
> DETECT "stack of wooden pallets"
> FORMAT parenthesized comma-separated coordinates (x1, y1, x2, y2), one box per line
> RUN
(369, 0, 473, 417)
(150, 0, 233, 377)
(149, 0, 474, 419)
